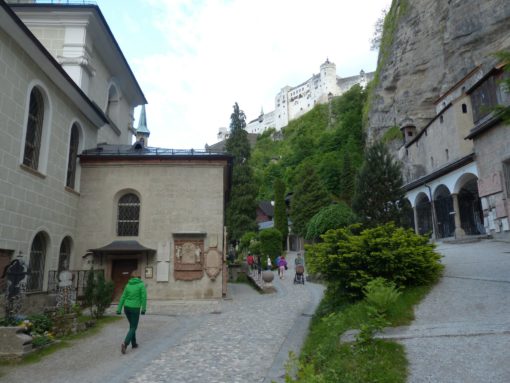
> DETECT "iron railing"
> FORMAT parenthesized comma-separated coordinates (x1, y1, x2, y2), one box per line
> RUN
(7, 1, 98, 5)
(47, 269, 104, 298)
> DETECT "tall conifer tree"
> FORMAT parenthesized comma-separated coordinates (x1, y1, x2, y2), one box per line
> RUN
(225, 103, 258, 243)
(352, 141, 404, 227)
(290, 165, 331, 237)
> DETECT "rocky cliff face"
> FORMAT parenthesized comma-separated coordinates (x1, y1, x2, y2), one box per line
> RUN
(367, 0, 510, 141)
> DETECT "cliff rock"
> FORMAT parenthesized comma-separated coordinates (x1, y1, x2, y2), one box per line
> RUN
(367, 0, 510, 141)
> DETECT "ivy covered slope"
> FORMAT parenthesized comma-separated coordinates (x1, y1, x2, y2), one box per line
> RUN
(250, 84, 367, 202)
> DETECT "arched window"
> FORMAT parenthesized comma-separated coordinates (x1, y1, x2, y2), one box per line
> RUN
(58, 237, 72, 272)
(27, 233, 46, 292)
(117, 193, 140, 236)
(23, 88, 45, 169)
(66, 124, 80, 189)
(106, 83, 119, 125)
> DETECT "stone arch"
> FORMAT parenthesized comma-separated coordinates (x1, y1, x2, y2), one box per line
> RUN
(27, 230, 51, 292)
(434, 184, 455, 239)
(415, 192, 432, 235)
(455, 174, 484, 235)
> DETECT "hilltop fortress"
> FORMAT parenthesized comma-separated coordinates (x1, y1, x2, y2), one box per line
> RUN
(245, 59, 373, 135)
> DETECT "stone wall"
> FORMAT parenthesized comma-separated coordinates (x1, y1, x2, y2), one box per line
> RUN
(0, 25, 98, 286)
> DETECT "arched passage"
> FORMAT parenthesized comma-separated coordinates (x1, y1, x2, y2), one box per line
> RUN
(434, 185, 455, 239)
(457, 177, 485, 235)
(400, 198, 415, 230)
(415, 192, 432, 235)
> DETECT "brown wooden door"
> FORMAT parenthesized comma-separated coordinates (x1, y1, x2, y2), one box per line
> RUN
(112, 259, 138, 301)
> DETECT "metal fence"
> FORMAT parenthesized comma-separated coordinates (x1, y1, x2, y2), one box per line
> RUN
(47, 269, 104, 298)
(8, 1, 98, 5)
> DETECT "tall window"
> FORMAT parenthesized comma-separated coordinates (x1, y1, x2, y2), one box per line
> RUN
(23, 88, 45, 170)
(66, 124, 80, 189)
(27, 233, 46, 292)
(117, 193, 140, 236)
(58, 237, 72, 273)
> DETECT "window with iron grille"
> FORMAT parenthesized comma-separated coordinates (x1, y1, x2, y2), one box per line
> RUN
(58, 237, 71, 273)
(66, 124, 80, 189)
(117, 193, 140, 236)
(23, 88, 45, 169)
(27, 233, 46, 292)
(503, 159, 510, 198)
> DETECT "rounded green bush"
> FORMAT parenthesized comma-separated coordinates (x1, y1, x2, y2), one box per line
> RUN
(305, 203, 357, 240)
(306, 223, 444, 298)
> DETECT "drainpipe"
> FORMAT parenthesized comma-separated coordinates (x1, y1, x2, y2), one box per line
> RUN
(424, 184, 438, 241)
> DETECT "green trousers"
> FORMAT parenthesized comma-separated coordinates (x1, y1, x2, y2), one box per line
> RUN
(123, 307, 140, 346)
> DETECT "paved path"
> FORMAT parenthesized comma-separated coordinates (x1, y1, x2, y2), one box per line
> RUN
(397, 240, 510, 383)
(0, 251, 324, 383)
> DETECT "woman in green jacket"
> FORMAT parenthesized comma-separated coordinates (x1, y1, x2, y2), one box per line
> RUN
(116, 270, 147, 354)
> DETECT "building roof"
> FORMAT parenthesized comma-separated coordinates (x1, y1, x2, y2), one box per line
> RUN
(88, 240, 156, 254)
(258, 201, 274, 217)
(80, 144, 232, 160)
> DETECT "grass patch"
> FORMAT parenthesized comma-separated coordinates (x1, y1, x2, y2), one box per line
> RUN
(0, 315, 122, 367)
(288, 283, 434, 382)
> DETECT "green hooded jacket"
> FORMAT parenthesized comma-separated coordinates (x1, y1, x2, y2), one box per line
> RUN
(117, 277, 147, 312)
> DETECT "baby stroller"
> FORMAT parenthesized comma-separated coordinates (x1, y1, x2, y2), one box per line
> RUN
(294, 264, 305, 284)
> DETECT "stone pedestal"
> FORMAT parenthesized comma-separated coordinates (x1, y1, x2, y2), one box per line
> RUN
(0, 327, 32, 360)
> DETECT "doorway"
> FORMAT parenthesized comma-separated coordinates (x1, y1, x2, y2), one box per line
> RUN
(111, 259, 138, 301)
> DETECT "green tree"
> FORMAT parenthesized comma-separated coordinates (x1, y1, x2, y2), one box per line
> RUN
(290, 165, 331, 237)
(352, 141, 405, 227)
(495, 51, 510, 122)
(84, 269, 114, 319)
(339, 150, 355, 204)
(273, 178, 288, 248)
(259, 228, 282, 261)
(305, 202, 357, 241)
(225, 103, 258, 243)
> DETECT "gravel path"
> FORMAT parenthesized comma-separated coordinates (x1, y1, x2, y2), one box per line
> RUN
(0, 251, 324, 383)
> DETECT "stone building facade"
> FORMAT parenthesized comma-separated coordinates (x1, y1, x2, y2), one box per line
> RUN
(246, 59, 373, 134)
(0, 1, 230, 308)
(399, 62, 510, 241)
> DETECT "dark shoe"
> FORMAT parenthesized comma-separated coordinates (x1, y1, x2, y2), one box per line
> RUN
(132, 343, 138, 349)
(121, 343, 127, 354)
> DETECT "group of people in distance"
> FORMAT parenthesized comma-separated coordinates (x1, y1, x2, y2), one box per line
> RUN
(246, 252, 304, 280)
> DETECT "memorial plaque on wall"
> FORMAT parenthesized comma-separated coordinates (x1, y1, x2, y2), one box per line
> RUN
(173, 238, 204, 281)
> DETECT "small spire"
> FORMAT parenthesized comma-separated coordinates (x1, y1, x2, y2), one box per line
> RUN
(136, 105, 150, 136)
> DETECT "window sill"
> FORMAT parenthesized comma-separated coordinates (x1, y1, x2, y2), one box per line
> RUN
(65, 186, 80, 196)
(19, 164, 46, 179)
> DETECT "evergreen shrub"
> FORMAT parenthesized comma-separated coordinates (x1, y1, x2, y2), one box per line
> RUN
(84, 269, 114, 319)
(306, 223, 443, 298)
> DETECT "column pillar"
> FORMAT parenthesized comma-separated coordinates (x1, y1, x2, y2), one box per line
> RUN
(413, 206, 420, 235)
(452, 193, 465, 238)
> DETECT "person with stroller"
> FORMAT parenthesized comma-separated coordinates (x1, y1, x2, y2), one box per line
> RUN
(294, 253, 305, 284)
(278, 255, 287, 279)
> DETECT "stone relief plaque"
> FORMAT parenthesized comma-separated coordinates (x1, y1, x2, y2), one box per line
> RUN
(205, 248, 222, 280)
(174, 238, 204, 281)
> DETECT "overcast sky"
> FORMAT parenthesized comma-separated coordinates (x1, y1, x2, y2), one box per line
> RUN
(95, 0, 392, 149)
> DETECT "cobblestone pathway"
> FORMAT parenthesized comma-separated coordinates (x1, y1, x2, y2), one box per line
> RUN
(0, 251, 324, 383)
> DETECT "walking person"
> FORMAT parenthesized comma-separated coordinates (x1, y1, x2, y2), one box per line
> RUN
(266, 256, 272, 270)
(278, 255, 287, 279)
(116, 270, 147, 354)
(256, 254, 262, 280)
(275, 255, 281, 277)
